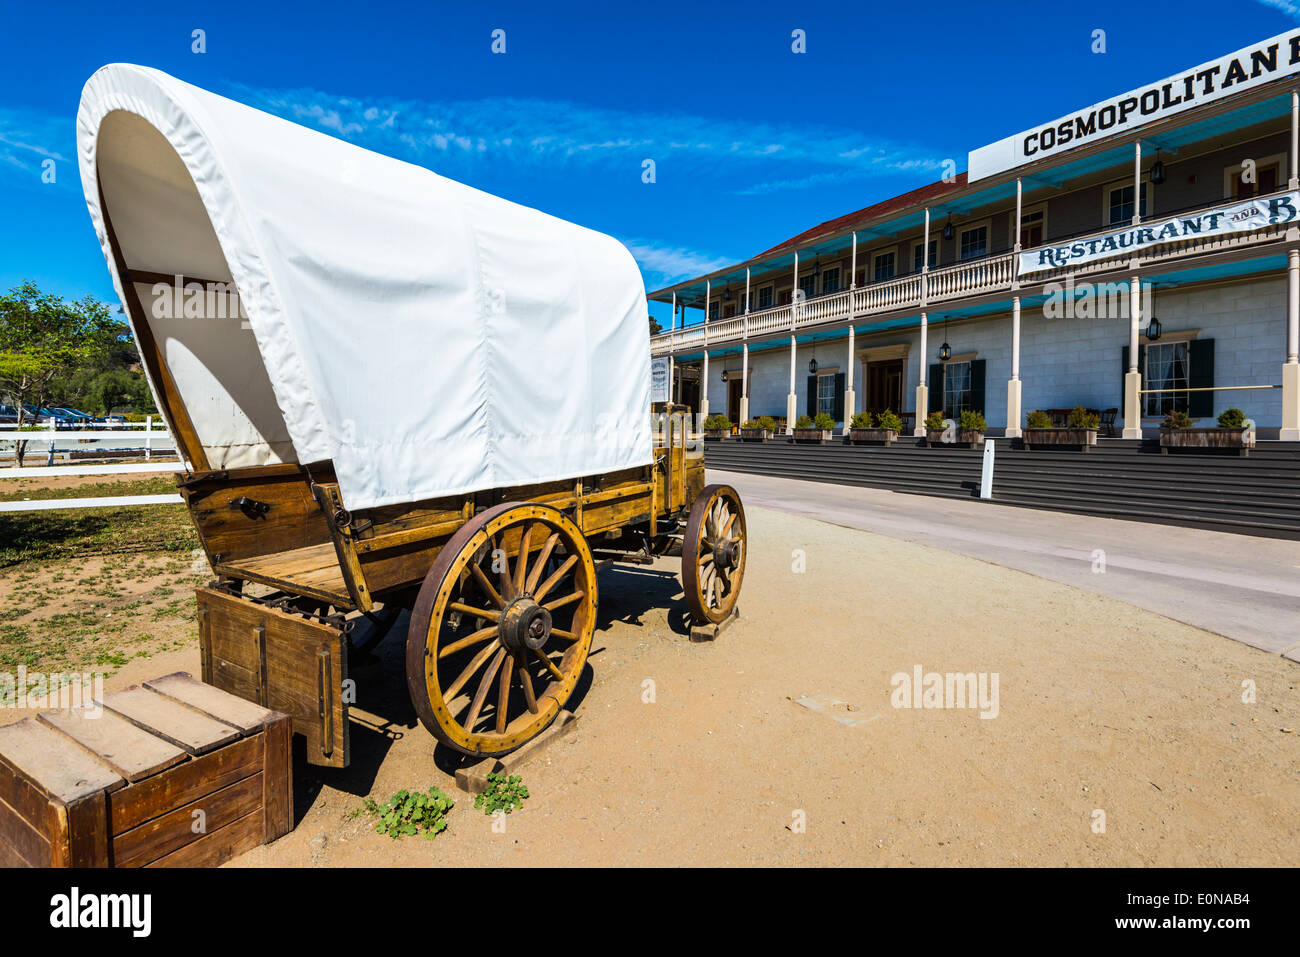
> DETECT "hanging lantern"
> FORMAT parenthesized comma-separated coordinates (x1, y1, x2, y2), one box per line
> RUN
(812, 257, 821, 277)
(937, 317, 952, 361)
(1150, 151, 1166, 186)
(942, 215, 955, 241)
(721, 370, 729, 382)
(723, 286, 731, 300)
(1146, 315, 1162, 341)
(808, 358, 818, 374)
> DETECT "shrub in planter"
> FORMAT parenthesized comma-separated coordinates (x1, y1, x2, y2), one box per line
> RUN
(739, 416, 774, 440)
(1217, 407, 1247, 429)
(1025, 409, 1052, 429)
(1066, 405, 1099, 430)
(1024, 406, 1097, 450)
(1161, 406, 1254, 454)
(702, 413, 732, 438)
(793, 413, 833, 443)
(923, 411, 946, 432)
(875, 410, 903, 433)
(851, 408, 901, 446)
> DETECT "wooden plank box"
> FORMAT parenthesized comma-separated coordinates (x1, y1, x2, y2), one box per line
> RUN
(0, 673, 292, 868)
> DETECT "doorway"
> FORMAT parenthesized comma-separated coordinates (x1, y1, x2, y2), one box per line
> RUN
(727, 378, 743, 424)
(865, 359, 904, 415)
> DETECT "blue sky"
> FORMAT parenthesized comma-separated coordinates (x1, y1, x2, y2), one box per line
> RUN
(3, 0, 1299, 325)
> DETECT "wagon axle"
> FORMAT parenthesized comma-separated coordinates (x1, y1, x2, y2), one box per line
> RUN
(499, 597, 553, 653)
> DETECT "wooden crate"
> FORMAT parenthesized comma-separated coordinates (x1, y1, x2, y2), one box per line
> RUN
(0, 672, 292, 867)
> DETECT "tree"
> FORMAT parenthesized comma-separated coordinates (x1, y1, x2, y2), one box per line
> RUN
(0, 281, 119, 464)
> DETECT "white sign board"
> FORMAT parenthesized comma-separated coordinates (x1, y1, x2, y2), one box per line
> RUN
(651, 357, 671, 403)
(969, 28, 1300, 182)
(1017, 191, 1300, 276)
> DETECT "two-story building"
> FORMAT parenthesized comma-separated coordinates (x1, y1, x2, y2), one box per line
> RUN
(650, 28, 1300, 441)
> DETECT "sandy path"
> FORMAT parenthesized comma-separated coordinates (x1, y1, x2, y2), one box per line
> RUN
(217, 504, 1295, 867)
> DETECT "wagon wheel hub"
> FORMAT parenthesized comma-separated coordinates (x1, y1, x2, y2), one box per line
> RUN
(499, 597, 552, 653)
(713, 539, 739, 572)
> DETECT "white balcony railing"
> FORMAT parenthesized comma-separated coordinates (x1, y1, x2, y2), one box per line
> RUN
(651, 193, 1292, 357)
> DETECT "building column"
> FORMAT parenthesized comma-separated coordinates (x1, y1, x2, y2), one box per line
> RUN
(1283, 247, 1300, 440)
(700, 281, 710, 418)
(1132, 141, 1142, 226)
(786, 253, 799, 432)
(739, 343, 750, 426)
(1005, 297, 1023, 438)
(1291, 90, 1299, 191)
(915, 312, 929, 435)
(844, 326, 856, 432)
(787, 335, 798, 433)
(1122, 275, 1143, 438)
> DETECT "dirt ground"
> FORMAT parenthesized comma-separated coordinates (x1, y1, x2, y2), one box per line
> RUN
(3, 494, 1296, 866)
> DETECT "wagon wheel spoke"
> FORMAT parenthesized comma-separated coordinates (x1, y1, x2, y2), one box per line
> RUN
(534, 554, 577, 603)
(495, 652, 513, 733)
(517, 656, 538, 714)
(439, 624, 497, 659)
(512, 523, 534, 596)
(532, 647, 565, 681)
(495, 533, 517, 602)
(471, 561, 506, 610)
(542, 589, 583, 613)
(444, 638, 502, 701)
(449, 601, 499, 622)
(464, 647, 506, 730)
(524, 532, 560, 595)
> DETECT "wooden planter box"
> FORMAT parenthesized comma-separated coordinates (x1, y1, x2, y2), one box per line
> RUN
(1023, 427, 1098, 450)
(849, 428, 897, 446)
(1160, 428, 1255, 455)
(739, 428, 772, 442)
(703, 429, 730, 440)
(0, 672, 292, 868)
(927, 429, 984, 448)
(792, 428, 833, 444)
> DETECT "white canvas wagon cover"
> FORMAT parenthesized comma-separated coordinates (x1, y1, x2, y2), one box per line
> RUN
(77, 64, 652, 511)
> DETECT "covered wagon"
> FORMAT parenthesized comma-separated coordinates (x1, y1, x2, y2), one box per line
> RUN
(76, 64, 748, 766)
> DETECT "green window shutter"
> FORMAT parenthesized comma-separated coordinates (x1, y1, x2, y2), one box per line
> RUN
(832, 373, 845, 420)
(806, 376, 817, 418)
(1121, 345, 1129, 407)
(928, 364, 944, 414)
(969, 359, 986, 416)
(1188, 338, 1215, 418)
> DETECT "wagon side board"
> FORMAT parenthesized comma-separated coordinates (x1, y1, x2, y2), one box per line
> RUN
(197, 588, 350, 768)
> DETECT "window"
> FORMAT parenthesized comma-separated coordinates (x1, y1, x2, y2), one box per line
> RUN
(758, 285, 773, 309)
(817, 373, 836, 417)
(798, 274, 817, 300)
(912, 239, 937, 274)
(822, 267, 841, 294)
(942, 361, 973, 418)
(1018, 206, 1046, 248)
(873, 251, 896, 282)
(959, 226, 988, 262)
(1144, 341, 1190, 416)
(708, 300, 719, 321)
(1107, 183, 1149, 225)
(723, 302, 736, 319)
(1225, 155, 1283, 200)
(738, 291, 748, 313)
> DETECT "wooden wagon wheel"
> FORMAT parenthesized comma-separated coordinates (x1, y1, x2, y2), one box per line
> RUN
(681, 484, 747, 624)
(405, 502, 597, 757)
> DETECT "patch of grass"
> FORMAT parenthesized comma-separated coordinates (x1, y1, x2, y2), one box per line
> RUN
(0, 504, 197, 566)
(357, 787, 455, 840)
(474, 773, 530, 815)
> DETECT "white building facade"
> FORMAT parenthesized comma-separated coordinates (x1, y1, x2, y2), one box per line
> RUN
(650, 29, 1300, 441)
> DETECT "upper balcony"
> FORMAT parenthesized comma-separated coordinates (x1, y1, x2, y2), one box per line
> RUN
(649, 189, 1295, 358)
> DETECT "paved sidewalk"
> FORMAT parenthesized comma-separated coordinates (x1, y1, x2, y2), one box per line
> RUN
(709, 468, 1300, 660)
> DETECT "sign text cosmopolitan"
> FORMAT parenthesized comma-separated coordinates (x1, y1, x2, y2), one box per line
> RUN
(1018, 192, 1299, 276)
(970, 29, 1300, 181)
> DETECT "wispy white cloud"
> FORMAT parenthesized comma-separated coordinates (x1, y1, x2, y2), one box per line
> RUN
(617, 237, 737, 288)
(233, 84, 950, 192)
(0, 108, 71, 189)
(1257, 0, 1300, 16)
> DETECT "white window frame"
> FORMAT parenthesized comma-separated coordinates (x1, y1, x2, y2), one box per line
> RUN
(816, 370, 838, 418)
(820, 265, 843, 295)
(1143, 340, 1191, 417)
(1015, 203, 1048, 248)
(871, 248, 897, 283)
(1223, 152, 1286, 200)
(941, 357, 976, 418)
(1102, 178, 1151, 226)
(958, 219, 991, 262)
(757, 284, 774, 310)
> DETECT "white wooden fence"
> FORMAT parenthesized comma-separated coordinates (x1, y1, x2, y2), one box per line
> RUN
(0, 418, 183, 512)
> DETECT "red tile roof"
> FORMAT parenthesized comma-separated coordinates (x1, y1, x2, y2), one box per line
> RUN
(752, 173, 969, 259)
